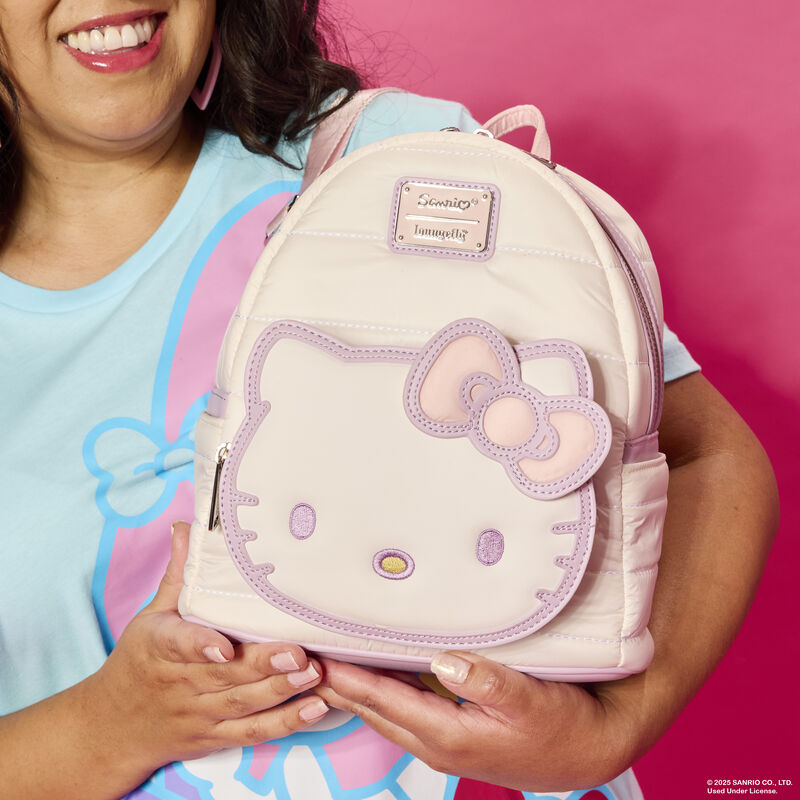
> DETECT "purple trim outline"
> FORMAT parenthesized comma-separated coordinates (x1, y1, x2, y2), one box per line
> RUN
(476, 529, 504, 566)
(289, 503, 316, 539)
(404, 319, 612, 500)
(373, 548, 415, 580)
(388, 177, 501, 262)
(181, 616, 653, 680)
(217, 319, 599, 648)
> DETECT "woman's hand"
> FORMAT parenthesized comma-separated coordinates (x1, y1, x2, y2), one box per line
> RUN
(0, 522, 329, 800)
(86, 522, 330, 771)
(316, 654, 630, 792)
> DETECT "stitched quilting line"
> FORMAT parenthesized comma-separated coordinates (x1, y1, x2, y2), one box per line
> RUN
(598, 499, 666, 510)
(215, 319, 598, 648)
(496, 246, 607, 269)
(289, 230, 384, 241)
(586, 566, 658, 576)
(385, 146, 522, 163)
(586, 351, 647, 366)
(283, 234, 606, 269)
(543, 631, 646, 644)
(234, 314, 435, 336)
(185, 585, 263, 599)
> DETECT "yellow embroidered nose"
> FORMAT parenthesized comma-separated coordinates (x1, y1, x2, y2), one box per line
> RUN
(380, 555, 407, 574)
(373, 548, 415, 579)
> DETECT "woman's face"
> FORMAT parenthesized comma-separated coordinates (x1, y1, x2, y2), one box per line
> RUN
(0, 1, 215, 150)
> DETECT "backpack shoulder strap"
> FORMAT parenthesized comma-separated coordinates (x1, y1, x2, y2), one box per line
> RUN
(483, 105, 551, 161)
(300, 87, 402, 193)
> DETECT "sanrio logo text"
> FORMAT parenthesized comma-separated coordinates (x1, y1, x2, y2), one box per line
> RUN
(417, 193, 478, 212)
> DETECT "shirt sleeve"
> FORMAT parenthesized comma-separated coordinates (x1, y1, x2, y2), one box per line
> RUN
(663, 322, 701, 382)
(345, 91, 701, 382)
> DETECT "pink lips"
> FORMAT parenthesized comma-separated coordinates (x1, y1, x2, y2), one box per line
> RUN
(62, 13, 165, 74)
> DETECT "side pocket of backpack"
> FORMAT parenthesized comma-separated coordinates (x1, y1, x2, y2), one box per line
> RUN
(619, 452, 669, 643)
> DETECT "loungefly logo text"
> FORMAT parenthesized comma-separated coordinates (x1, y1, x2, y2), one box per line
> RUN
(413, 224, 470, 243)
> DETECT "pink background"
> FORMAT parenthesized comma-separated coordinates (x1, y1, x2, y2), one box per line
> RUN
(335, 0, 799, 795)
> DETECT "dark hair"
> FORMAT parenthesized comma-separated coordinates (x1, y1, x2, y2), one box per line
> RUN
(0, 0, 361, 243)
(0, 67, 21, 240)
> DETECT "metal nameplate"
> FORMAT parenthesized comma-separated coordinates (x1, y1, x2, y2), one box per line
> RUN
(390, 178, 499, 261)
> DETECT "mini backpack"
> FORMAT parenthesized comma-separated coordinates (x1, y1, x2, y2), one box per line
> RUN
(179, 89, 668, 681)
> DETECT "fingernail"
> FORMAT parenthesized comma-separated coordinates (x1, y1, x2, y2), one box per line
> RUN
(170, 523, 176, 537)
(271, 651, 300, 672)
(299, 698, 328, 722)
(287, 663, 319, 687)
(203, 646, 229, 663)
(431, 653, 471, 685)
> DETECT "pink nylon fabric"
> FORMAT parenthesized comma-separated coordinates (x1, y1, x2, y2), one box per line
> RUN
(482, 396, 537, 447)
(519, 411, 597, 484)
(418, 335, 504, 422)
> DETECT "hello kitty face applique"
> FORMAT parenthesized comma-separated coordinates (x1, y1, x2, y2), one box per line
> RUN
(218, 319, 611, 648)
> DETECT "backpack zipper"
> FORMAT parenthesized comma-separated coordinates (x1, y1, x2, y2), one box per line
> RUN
(207, 441, 230, 531)
(557, 176, 664, 435)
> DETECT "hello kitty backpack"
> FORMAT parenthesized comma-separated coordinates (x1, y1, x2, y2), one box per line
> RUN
(179, 89, 668, 681)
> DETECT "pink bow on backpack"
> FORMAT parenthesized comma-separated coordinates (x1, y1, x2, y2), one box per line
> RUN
(404, 319, 612, 500)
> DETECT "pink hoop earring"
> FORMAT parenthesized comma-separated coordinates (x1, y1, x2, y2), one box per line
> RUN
(191, 27, 221, 111)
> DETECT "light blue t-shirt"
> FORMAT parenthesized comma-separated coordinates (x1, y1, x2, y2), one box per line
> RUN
(0, 91, 695, 800)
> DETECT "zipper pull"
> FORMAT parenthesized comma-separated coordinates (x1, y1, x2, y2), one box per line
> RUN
(531, 153, 557, 170)
(208, 442, 230, 531)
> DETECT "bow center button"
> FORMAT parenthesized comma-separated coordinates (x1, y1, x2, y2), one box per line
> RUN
(482, 396, 537, 448)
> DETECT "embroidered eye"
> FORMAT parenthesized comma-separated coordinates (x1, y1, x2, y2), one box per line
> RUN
(289, 503, 316, 539)
(476, 529, 504, 566)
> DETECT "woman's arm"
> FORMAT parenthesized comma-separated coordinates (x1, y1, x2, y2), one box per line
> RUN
(315, 372, 780, 790)
(0, 524, 330, 800)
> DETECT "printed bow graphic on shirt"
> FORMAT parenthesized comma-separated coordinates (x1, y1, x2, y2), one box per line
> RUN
(82, 397, 205, 526)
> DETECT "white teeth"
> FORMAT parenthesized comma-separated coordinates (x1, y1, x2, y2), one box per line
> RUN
(104, 27, 123, 50)
(89, 28, 105, 51)
(64, 15, 158, 53)
(121, 24, 138, 48)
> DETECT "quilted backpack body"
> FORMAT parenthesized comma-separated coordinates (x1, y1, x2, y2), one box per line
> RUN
(179, 95, 668, 681)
